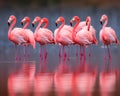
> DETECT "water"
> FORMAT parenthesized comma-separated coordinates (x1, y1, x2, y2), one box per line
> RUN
(1, 6, 120, 96)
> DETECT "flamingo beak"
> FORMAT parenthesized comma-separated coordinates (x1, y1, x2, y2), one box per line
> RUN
(100, 21, 103, 25)
(55, 22, 58, 26)
(8, 22, 10, 26)
(32, 23, 34, 27)
(21, 22, 23, 26)
(70, 22, 72, 26)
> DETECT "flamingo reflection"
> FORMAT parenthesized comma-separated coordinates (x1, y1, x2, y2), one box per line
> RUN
(34, 64, 54, 96)
(8, 61, 36, 96)
(72, 63, 97, 96)
(99, 69, 118, 96)
(54, 62, 73, 96)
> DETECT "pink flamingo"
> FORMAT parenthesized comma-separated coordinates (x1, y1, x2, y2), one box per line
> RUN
(70, 16, 97, 64)
(54, 16, 74, 64)
(99, 14, 119, 66)
(8, 15, 27, 61)
(32, 17, 54, 64)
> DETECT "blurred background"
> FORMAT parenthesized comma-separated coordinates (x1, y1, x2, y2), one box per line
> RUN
(0, 0, 120, 96)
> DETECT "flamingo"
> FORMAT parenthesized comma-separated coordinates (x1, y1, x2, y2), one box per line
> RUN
(54, 16, 74, 64)
(21, 16, 36, 60)
(70, 16, 97, 64)
(99, 14, 119, 65)
(32, 17, 54, 64)
(8, 15, 27, 61)
(21, 16, 35, 48)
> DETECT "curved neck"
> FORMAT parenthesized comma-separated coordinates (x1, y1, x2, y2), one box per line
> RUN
(34, 21, 41, 33)
(56, 21, 65, 39)
(8, 18, 16, 37)
(23, 20, 30, 29)
(42, 20, 48, 28)
(103, 18, 108, 29)
(72, 20, 80, 41)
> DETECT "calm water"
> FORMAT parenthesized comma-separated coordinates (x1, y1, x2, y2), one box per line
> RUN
(1, 6, 120, 96)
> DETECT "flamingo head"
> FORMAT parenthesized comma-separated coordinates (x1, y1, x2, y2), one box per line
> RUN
(40, 17, 49, 27)
(32, 16, 41, 27)
(70, 16, 80, 26)
(8, 15, 16, 26)
(55, 16, 65, 26)
(21, 16, 30, 26)
(86, 16, 91, 26)
(100, 14, 108, 25)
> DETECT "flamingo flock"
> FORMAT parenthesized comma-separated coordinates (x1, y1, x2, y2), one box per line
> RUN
(8, 14, 119, 65)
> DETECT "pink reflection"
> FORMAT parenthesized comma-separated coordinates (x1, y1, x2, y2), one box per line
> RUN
(54, 63, 73, 96)
(99, 70, 118, 96)
(72, 63, 97, 96)
(34, 64, 54, 96)
(8, 61, 36, 96)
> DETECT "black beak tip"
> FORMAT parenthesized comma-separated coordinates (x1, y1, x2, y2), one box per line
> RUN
(8, 22, 10, 26)
(32, 23, 34, 27)
(55, 23, 57, 26)
(100, 21, 103, 25)
(70, 22, 72, 26)
(21, 22, 23, 26)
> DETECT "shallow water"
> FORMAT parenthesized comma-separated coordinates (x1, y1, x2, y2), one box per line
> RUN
(1, 6, 120, 96)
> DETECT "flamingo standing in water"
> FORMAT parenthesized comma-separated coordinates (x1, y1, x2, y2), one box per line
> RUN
(54, 16, 74, 64)
(99, 14, 119, 66)
(32, 17, 54, 64)
(70, 16, 97, 64)
(8, 15, 27, 61)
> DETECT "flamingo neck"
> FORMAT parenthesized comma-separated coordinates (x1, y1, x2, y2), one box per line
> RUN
(103, 17, 108, 29)
(42, 20, 48, 28)
(23, 20, 30, 29)
(8, 18, 16, 38)
(56, 21, 65, 39)
(72, 20, 80, 41)
(35, 21, 41, 33)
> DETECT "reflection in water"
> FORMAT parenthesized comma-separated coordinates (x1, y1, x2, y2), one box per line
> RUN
(8, 61, 36, 96)
(72, 63, 97, 96)
(99, 70, 118, 96)
(34, 64, 53, 96)
(54, 63, 72, 96)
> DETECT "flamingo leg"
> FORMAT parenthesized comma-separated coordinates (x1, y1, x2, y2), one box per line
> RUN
(40, 45, 43, 64)
(88, 45, 92, 64)
(107, 45, 112, 71)
(44, 45, 48, 65)
(14, 44, 18, 62)
(67, 45, 70, 63)
(83, 46, 86, 64)
(24, 46, 28, 61)
(17, 46, 21, 61)
(63, 46, 67, 64)
(104, 45, 107, 69)
(76, 45, 79, 65)
(59, 45, 63, 64)
(80, 46, 83, 64)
